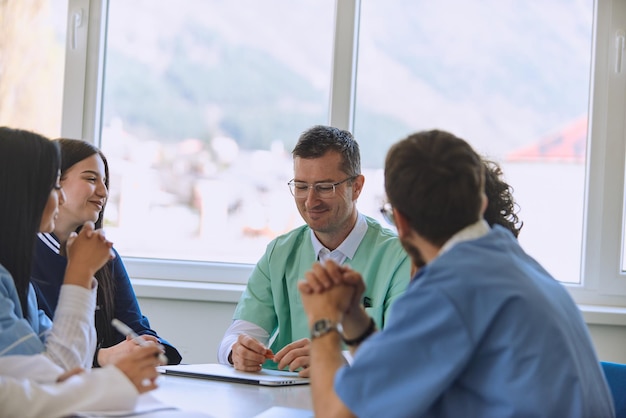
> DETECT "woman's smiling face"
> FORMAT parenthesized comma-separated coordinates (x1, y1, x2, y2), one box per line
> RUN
(58, 154, 108, 230)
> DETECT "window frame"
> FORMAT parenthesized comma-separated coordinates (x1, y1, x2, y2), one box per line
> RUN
(568, 0, 626, 306)
(63, 0, 626, 308)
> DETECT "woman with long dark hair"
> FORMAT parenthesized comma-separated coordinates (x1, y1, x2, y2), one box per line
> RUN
(0, 127, 114, 370)
(32, 138, 181, 366)
(0, 126, 161, 417)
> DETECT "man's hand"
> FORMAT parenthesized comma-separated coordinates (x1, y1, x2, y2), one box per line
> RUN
(298, 263, 359, 418)
(300, 260, 373, 348)
(230, 334, 274, 372)
(299, 260, 364, 320)
(299, 279, 354, 325)
(273, 338, 311, 377)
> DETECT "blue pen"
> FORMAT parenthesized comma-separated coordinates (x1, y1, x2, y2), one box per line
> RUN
(111, 318, 168, 364)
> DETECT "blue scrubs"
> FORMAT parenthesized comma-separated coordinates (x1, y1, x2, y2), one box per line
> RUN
(336, 226, 614, 418)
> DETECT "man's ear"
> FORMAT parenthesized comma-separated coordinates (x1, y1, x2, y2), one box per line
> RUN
(352, 174, 365, 199)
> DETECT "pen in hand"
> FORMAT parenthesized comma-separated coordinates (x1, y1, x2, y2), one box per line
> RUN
(111, 318, 169, 364)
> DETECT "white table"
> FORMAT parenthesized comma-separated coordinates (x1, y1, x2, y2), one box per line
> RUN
(147, 373, 313, 417)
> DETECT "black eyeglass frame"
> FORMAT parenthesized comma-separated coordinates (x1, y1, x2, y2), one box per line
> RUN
(287, 176, 357, 198)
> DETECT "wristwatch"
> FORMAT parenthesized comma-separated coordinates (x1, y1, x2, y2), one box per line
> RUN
(310, 318, 342, 340)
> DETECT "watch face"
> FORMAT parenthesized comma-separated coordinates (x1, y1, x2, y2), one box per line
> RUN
(311, 319, 335, 339)
(314, 319, 330, 332)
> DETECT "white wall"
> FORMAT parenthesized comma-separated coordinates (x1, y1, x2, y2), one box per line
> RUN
(136, 296, 626, 365)
(588, 324, 626, 364)
(138, 297, 235, 364)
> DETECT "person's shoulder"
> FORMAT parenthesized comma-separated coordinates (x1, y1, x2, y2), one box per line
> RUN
(109, 247, 125, 268)
(363, 215, 396, 234)
(0, 262, 13, 280)
(487, 224, 518, 241)
(363, 216, 402, 244)
(358, 217, 407, 265)
(450, 224, 517, 256)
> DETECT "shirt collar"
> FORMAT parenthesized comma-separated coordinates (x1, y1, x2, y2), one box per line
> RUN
(310, 212, 368, 263)
(438, 219, 490, 257)
(38, 232, 61, 255)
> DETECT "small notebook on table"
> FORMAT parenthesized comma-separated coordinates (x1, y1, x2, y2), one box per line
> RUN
(159, 363, 310, 387)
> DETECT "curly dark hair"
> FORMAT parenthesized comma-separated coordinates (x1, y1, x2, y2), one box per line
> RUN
(385, 130, 485, 246)
(385, 131, 523, 248)
(482, 159, 523, 238)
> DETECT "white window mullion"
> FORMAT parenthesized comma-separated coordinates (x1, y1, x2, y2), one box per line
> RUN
(328, 0, 360, 131)
(61, 0, 107, 143)
(572, 0, 626, 305)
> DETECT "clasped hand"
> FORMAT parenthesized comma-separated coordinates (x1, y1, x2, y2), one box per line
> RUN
(298, 260, 365, 320)
(63, 221, 115, 288)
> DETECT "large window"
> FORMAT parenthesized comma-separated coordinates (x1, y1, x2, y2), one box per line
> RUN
(58, 0, 626, 307)
(99, 0, 335, 264)
(354, 0, 593, 284)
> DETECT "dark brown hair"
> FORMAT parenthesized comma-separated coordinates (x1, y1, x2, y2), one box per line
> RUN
(56, 138, 116, 344)
(292, 125, 361, 177)
(483, 159, 523, 238)
(384, 130, 484, 246)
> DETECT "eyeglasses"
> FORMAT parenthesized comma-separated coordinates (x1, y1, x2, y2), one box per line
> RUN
(287, 176, 357, 198)
(380, 202, 395, 226)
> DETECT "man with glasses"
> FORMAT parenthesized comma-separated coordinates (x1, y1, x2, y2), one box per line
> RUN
(298, 130, 613, 417)
(217, 125, 410, 376)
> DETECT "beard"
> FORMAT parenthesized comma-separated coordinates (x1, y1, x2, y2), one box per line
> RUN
(400, 236, 426, 278)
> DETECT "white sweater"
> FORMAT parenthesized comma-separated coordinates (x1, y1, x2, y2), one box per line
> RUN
(0, 366, 138, 418)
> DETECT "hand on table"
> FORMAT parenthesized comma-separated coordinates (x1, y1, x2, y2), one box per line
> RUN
(114, 344, 162, 394)
(98, 335, 162, 366)
(273, 338, 311, 377)
(229, 334, 274, 372)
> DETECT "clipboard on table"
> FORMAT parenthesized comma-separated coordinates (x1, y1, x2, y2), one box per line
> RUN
(159, 363, 310, 387)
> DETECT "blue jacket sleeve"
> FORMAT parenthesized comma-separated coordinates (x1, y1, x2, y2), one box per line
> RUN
(0, 268, 46, 357)
(107, 251, 182, 364)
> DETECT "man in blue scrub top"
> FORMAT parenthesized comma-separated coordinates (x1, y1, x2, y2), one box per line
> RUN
(299, 130, 614, 418)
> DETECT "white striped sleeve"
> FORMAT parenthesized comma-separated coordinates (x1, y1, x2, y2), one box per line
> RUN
(45, 281, 98, 370)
